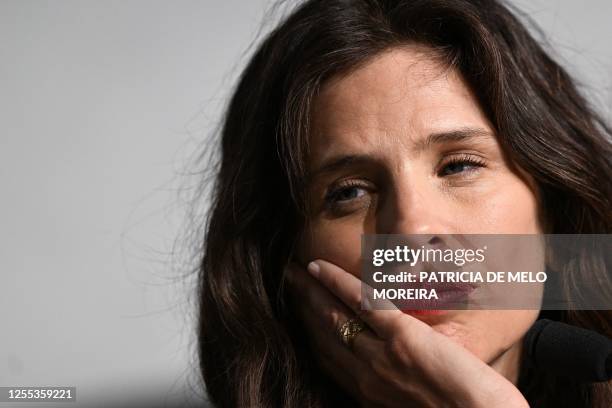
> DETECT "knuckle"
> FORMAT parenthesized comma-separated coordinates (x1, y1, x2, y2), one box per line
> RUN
(326, 308, 344, 331)
(354, 294, 375, 319)
(352, 298, 365, 314)
(355, 305, 372, 321)
(387, 312, 409, 333)
(386, 334, 413, 368)
(367, 355, 389, 380)
(327, 273, 342, 291)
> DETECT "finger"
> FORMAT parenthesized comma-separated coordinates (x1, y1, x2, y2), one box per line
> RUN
(288, 262, 401, 362)
(284, 263, 367, 394)
(350, 327, 384, 359)
(307, 259, 431, 339)
(302, 307, 407, 406)
(286, 263, 420, 406)
(285, 262, 355, 320)
(286, 262, 366, 353)
(293, 262, 522, 406)
(287, 262, 376, 364)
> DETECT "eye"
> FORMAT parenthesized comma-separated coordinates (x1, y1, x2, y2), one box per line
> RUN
(438, 154, 486, 177)
(324, 179, 374, 210)
(326, 185, 367, 203)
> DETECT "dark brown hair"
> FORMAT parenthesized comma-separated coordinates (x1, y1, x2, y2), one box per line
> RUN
(196, 0, 612, 406)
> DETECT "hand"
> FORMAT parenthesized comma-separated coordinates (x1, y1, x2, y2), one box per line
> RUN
(285, 259, 529, 408)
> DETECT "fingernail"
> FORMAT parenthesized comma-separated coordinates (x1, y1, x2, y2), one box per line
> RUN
(307, 261, 320, 278)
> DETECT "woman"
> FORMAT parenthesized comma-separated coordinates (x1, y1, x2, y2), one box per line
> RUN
(196, 0, 612, 406)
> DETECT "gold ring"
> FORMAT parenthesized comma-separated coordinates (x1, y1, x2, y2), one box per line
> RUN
(338, 318, 366, 348)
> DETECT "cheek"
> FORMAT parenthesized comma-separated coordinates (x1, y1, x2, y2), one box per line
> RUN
(298, 219, 364, 277)
(472, 174, 542, 234)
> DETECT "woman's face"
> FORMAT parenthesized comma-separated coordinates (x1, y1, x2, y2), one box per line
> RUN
(297, 46, 542, 377)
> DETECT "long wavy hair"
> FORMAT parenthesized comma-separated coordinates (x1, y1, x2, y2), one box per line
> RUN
(196, 0, 612, 406)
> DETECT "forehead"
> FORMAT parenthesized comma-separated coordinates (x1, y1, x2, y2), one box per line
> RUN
(310, 46, 491, 156)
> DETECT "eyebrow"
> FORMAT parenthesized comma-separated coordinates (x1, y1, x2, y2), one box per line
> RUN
(307, 127, 493, 183)
(413, 127, 494, 152)
(307, 154, 375, 183)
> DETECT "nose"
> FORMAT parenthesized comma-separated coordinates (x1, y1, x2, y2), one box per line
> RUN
(375, 180, 450, 236)
(374, 182, 452, 255)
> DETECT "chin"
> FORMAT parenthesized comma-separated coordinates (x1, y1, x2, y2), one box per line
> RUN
(422, 314, 502, 363)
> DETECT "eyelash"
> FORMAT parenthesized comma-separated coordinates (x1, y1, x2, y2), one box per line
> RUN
(323, 154, 487, 207)
(437, 153, 486, 177)
(324, 179, 372, 206)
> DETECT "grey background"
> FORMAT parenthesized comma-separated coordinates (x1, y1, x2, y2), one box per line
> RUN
(1, 0, 610, 406)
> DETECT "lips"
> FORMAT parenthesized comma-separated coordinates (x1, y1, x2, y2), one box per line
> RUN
(400, 281, 478, 312)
